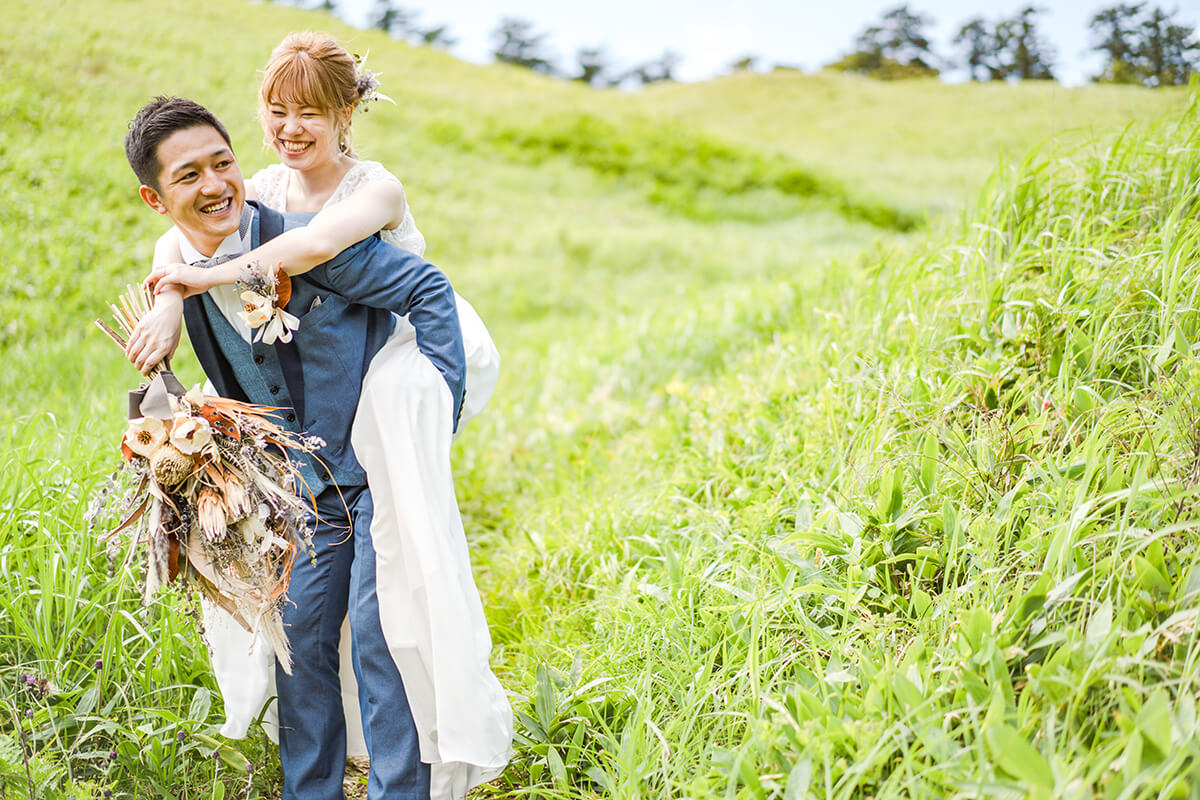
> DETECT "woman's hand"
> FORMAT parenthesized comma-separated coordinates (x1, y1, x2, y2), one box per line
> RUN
(125, 289, 185, 375)
(146, 263, 222, 298)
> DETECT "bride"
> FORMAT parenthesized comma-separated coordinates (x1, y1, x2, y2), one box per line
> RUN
(127, 31, 512, 798)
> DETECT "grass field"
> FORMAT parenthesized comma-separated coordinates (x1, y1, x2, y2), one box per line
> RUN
(1, 0, 1198, 797)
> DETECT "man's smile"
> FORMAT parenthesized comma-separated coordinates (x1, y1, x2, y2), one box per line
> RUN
(201, 197, 233, 215)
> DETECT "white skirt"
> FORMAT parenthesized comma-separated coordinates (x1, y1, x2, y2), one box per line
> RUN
(203, 292, 511, 798)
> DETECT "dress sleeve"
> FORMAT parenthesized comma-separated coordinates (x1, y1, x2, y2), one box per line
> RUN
(251, 165, 288, 210)
(345, 162, 427, 257)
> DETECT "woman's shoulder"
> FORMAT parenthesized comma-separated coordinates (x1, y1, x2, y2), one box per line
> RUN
(348, 160, 404, 186)
(251, 164, 290, 208)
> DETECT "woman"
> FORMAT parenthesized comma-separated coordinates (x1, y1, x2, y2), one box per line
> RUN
(129, 32, 511, 798)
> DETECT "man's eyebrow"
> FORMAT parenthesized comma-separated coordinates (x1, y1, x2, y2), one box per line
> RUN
(168, 148, 234, 177)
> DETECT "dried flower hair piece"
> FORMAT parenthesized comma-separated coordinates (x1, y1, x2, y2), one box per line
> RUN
(235, 260, 299, 345)
(352, 52, 395, 112)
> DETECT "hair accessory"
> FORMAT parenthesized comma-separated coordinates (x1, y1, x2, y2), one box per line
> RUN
(352, 52, 395, 112)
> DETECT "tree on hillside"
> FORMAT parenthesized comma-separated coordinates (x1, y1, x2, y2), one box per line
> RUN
(952, 7, 1054, 81)
(999, 6, 1056, 80)
(1138, 6, 1200, 86)
(1089, 4, 1200, 86)
(1089, 4, 1144, 82)
(312, 0, 337, 12)
(626, 51, 682, 86)
(728, 55, 760, 72)
(954, 17, 999, 80)
(371, 0, 418, 37)
(419, 24, 457, 49)
(491, 18, 559, 76)
(574, 47, 613, 87)
(826, 4, 940, 79)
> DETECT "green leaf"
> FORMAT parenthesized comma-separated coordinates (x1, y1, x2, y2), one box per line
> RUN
(194, 733, 250, 774)
(1085, 599, 1112, 654)
(1135, 690, 1172, 756)
(1133, 556, 1170, 595)
(535, 665, 556, 734)
(546, 744, 568, 787)
(985, 722, 1054, 790)
(920, 431, 938, 493)
(189, 687, 212, 722)
(784, 758, 812, 800)
(585, 766, 614, 793)
(74, 685, 98, 718)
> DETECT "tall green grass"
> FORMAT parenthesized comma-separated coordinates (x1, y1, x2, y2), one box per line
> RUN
(467, 96, 1200, 797)
(2, 0, 1198, 796)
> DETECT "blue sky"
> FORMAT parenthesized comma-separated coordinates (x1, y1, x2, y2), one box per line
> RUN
(328, 0, 1199, 86)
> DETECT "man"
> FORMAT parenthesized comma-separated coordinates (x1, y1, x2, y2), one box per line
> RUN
(124, 96, 460, 799)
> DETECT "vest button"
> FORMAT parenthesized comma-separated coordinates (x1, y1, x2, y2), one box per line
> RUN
(270, 386, 280, 395)
(286, 413, 296, 422)
(253, 355, 264, 364)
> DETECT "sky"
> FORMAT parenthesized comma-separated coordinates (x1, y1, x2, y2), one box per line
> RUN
(327, 0, 1200, 87)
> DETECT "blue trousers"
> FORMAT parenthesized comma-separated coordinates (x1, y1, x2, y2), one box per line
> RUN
(275, 484, 430, 800)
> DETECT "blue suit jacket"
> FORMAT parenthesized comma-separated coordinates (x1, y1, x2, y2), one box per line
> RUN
(182, 201, 465, 493)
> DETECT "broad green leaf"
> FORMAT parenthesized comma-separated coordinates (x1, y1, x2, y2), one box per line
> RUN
(188, 686, 211, 722)
(1135, 690, 1172, 756)
(74, 685, 98, 717)
(535, 665, 556, 734)
(920, 431, 938, 492)
(194, 733, 250, 774)
(546, 745, 568, 787)
(1085, 599, 1112, 653)
(785, 758, 813, 800)
(985, 722, 1054, 791)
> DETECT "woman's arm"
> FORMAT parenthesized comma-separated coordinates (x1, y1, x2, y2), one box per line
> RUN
(150, 181, 412, 295)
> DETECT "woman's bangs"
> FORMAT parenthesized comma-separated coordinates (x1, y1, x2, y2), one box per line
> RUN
(262, 57, 338, 112)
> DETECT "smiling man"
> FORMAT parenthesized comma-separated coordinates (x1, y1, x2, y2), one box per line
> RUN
(124, 96, 465, 800)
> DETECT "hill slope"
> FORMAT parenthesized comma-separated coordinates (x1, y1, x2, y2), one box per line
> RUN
(0, 0, 1196, 797)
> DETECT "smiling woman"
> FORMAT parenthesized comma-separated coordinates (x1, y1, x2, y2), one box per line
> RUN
(119, 31, 511, 800)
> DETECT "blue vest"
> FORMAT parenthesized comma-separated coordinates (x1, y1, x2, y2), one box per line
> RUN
(182, 202, 466, 496)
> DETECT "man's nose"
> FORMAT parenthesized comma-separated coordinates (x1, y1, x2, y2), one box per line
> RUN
(199, 169, 223, 194)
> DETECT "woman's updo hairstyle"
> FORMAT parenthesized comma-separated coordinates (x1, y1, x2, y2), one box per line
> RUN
(258, 32, 366, 156)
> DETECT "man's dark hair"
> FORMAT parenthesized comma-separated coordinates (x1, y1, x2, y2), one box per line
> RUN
(125, 96, 233, 190)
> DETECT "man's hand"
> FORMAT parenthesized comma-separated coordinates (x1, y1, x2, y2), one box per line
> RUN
(146, 263, 221, 298)
(125, 288, 185, 374)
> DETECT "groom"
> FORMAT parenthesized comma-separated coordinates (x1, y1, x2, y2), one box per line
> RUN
(124, 96, 456, 799)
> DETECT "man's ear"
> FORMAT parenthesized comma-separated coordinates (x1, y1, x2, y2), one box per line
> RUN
(139, 184, 169, 215)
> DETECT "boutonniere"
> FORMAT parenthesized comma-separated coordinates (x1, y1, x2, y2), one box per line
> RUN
(236, 261, 300, 345)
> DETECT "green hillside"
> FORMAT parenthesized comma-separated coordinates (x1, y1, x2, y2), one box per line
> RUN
(1, 0, 1198, 797)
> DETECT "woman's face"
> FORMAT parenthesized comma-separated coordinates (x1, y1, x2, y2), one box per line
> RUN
(264, 98, 348, 171)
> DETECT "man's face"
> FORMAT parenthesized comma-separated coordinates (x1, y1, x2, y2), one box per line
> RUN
(138, 125, 245, 256)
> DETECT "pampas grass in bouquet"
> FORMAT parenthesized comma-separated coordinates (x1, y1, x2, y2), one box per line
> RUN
(87, 285, 322, 673)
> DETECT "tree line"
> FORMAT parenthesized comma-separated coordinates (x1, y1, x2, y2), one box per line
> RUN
(298, 0, 1199, 88)
(830, 3, 1198, 85)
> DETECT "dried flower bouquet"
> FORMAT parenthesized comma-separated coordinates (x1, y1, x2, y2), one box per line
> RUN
(89, 286, 321, 673)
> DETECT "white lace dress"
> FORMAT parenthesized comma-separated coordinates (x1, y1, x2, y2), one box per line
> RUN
(207, 161, 510, 798)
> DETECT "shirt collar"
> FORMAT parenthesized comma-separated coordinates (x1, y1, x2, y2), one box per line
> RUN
(177, 203, 255, 265)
